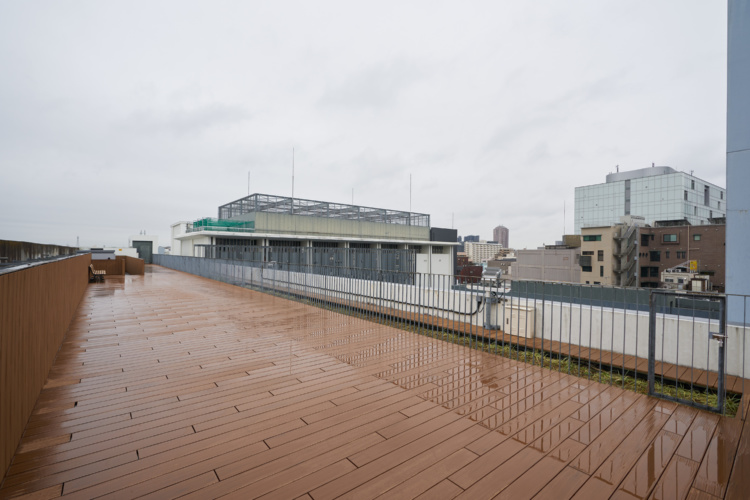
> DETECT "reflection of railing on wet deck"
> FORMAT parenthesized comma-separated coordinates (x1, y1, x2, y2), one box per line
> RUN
(154, 254, 750, 414)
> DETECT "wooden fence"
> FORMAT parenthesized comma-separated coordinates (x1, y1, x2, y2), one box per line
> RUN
(91, 258, 125, 276)
(0, 254, 90, 478)
(124, 256, 145, 275)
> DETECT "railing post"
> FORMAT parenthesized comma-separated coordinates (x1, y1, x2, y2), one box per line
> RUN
(648, 291, 657, 397)
(717, 297, 726, 414)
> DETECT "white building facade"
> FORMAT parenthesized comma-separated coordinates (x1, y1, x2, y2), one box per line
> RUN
(171, 194, 456, 276)
(464, 241, 504, 264)
(575, 166, 725, 234)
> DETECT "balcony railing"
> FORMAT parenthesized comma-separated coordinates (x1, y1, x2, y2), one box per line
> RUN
(186, 217, 255, 233)
(154, 253, 749, 417)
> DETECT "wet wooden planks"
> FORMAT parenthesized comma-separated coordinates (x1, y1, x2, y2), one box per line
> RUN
(0, 266, 746, 499)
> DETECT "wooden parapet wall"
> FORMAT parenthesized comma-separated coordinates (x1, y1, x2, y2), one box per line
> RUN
(124, 256, 145, 275)
(92, 258, 125, 276)
(0, 254, 91, 478)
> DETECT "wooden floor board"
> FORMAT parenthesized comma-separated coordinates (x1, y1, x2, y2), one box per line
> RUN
(1, 266, 746, 499)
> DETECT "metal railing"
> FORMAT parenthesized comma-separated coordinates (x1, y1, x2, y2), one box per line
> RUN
(154, 254, 748, 416)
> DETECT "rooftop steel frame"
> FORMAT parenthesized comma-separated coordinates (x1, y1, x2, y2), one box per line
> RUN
(218, 193, 430, 227)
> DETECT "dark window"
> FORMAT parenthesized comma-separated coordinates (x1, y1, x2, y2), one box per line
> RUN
(704, 186, 709, 206)
(663, 234, 677, 243)
(691, 180, 695, 189)
(693, 234, 701, 241)
(684, 190, 688, 201)
(583, 235, 602, 242)
(582, 266, 593, 273)
(582, 251, 594, 256)
(599, 266, 604, 277)
(677, 251, 686, 259)
(597, 250, 604, 262)
(432, 246, 444, 254)
(650, 267, 659, 277)
(718, 201, 721, 210)
(721, 191, 724, 200)
(666, 251, 670, 259)
(641, 267, 649, 278)
(649, 251, 661, 262)
(269, 240, 302, 247)
(694, 206, 698, 215)
(641, 234, 650, 247)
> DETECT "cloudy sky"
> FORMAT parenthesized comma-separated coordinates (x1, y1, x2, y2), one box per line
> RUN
(0, 1, 728, 249)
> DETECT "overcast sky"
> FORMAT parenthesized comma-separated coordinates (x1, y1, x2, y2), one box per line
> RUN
(0, 1, 728, 249)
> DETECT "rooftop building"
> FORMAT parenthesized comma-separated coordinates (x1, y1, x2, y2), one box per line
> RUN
(575, 166, 726, 234)
(171, 193, 456, 276)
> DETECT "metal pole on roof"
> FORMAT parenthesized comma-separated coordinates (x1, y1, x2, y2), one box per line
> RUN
(292, 148, 295, 199)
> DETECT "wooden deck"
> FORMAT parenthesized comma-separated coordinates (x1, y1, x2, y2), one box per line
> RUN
(1, 266, 748, 499)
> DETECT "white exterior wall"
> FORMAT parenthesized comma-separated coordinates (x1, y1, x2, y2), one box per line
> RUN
(182, 235, 211, 257)
(430, 250, 453, 276)
(170, 222, 188, 256)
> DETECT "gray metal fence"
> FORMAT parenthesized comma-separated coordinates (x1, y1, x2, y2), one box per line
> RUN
(154, 254, 748, 416)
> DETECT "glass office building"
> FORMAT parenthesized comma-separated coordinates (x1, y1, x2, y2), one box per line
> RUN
(575, 166, 725, 234)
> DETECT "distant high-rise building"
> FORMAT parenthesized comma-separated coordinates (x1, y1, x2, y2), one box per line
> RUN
(574, 166, 725, 234)
(463, 235, 480, 242)
(464, 241, 504, 264)
(493, 225, 509, 248)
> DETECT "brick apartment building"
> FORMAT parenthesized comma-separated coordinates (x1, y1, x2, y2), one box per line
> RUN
(638, 223, 725, 291)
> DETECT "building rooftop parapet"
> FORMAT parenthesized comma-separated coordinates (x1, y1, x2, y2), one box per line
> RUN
(605, 166, 677, 183)
(218, 193, 430, 227)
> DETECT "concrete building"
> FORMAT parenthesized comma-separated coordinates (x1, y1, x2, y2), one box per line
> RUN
(575, 166, 726, 234)
(638, 223, 725, 291)
(661, 265, 712, 292)
(464, 241, 504, 264)
(512, 248, 581, 283)
(486, 255, 516, 279)
(128, 234, 159, 264)
(579, 217, 643, 287)
(493, 225, 509, 248)
(171, 193, 456, 276)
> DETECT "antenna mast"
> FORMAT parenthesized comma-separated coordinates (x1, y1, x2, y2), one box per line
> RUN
(292, 148, 295, 199)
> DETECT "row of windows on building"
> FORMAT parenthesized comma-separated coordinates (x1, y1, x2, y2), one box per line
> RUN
(581, 265, 605, 276)
(642, 233, 702, 245)
(585, 233, 703, 247)
(639, 250, 688, 261)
